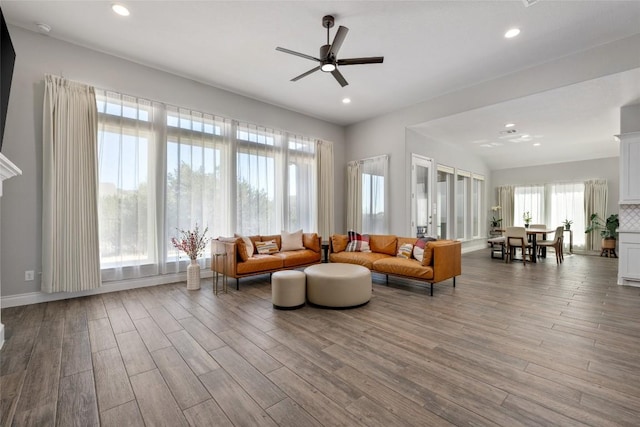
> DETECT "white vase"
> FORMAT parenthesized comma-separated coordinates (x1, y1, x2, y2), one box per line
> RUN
(187, 259, 201, 290)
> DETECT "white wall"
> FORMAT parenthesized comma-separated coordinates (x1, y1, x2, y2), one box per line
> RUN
(0, 26, 345, 299)
(491, 157, 620, 218)
(344, 34, 640, 239)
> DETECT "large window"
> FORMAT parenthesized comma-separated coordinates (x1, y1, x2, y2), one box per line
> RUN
(512, 182, 586, 248)
(472, 174, 485, 238)
(514, 185, 545, 226)
(437, 165, 454, 239)
(455, 170, 470, 240)
(96, 90, 320, 280)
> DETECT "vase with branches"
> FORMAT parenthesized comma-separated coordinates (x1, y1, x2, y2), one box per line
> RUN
(171, 223, 209, 290)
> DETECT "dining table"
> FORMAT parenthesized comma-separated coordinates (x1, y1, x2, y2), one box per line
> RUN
(525, 228, 555, 262)
(494, 227, 555, 263)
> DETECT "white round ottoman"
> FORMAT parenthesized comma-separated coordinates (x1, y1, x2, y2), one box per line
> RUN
(304, 263, 372, 309)
(271, 270, 306, 310)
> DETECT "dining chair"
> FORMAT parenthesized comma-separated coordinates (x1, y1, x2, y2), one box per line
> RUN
(536, 225, 565, 264)
(504, 227, 534, 265)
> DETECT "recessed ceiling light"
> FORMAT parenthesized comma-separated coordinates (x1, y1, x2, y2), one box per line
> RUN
(504, 28, 521, 39)
(342, 98, 351, 104)
(504, 123, 515, 128)
(533, 143, 541, 147)
(36, 22, 51, 34)
(112, 4, 130, 16)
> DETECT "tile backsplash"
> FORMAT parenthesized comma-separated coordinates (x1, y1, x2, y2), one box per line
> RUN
(620, 204, 640, 231)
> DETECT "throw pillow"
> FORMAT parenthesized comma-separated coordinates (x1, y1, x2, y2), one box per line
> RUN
(234, 234, 254, 261)
(255, 240, 279, 255)
(413, 237, 437, 263)
(346, 230, 371, 252)
(396, 243, 414, 259)
(281, 229, 305, 251)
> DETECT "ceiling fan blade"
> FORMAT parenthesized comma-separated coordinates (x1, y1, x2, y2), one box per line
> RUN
(331, 69, 348, 87)
(291, 66, 322, 82)
(328, 26, 349, 58)
(276, 47, 320, 62)
(337, 56, 384, 66)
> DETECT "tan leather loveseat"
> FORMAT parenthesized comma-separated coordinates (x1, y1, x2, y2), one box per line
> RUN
(211, 233, 321, 289)
(329, 234, 461, 296)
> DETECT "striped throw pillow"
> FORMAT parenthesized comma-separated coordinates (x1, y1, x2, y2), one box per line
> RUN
(397, 243, 414, 259)
(255, 240, 279, 255)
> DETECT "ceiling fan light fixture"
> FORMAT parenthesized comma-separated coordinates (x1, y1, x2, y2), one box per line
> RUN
(321, 63, 336, 72)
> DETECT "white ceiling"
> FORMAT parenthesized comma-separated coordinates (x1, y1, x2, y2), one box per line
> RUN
(3, 1, 640, 168)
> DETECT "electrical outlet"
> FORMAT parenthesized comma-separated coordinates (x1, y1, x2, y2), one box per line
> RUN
(25, 270, 35, 281)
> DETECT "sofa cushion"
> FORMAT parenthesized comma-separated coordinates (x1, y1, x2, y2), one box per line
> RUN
(261, 234, 282, 250)
(331, 234, 348, 253)
(369, 235, 397, 256)
(373, 257, 434, 280)
(329, 251, 390, 269)
(303, 233, 320, 252)
(255, 240, 279, 255)
(232, 234, 255, 261)
(236, 254, 283, 275)
(281, 229, 305, 251)
(346, 231, 371, 252)
(274, 249, 321, 267)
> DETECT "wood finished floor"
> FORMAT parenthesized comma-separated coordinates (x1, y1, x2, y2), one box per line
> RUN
(2, 250, 639, 426)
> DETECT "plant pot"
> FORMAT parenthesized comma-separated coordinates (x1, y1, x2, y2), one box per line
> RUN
(601, 238, 616, 250)
(524, 224, 530, 228)
(565, 225, 571, 231)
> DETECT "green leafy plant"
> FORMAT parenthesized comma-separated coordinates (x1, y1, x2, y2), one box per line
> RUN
(490, 216, 502, 228)
(522, 211, 532, 225)
(585, 213, 619, 239)
(562, 219, 573, 230)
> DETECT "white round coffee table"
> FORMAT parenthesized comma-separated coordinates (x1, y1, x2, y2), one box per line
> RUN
(304, 263, 371, 308)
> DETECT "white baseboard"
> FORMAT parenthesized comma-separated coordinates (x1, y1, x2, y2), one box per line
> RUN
(0, 270, 214, 308)
(0, 323, 4, 350)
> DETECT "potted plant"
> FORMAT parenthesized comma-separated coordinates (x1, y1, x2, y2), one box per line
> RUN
(562, 219, 573, 230)
(585, 213, 619, 256)
(523, 211, 532, 228)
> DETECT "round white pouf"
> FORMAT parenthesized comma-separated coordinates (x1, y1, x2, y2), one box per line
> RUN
(304, 263, 372, 308)
(271, 270, 306, 310)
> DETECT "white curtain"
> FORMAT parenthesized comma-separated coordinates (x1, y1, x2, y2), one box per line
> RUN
(285, 134, 316, 232)
(346, 161, 361, 231)
(96, 90, 159, 281)
(361, 155, 389, 234)
(497, 185, 514, 228)
(42, 75, 101, 292)
(547, 182, 586, 249)
(316, 140, 334, 240)
(584, 179, 608, 251)
(235, 123, 282, 235)
(164, 106, 231, 272)
(514, 185, 545, 226)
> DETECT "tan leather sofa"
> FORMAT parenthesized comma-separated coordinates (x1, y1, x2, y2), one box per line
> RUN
(211, 233, 321, 289)
(329, 234, 461, 296)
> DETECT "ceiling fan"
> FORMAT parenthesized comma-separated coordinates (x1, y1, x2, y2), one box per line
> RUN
(276, 15, 384, 87)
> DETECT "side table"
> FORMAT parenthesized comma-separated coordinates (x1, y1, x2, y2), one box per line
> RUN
(321, 241, 330, 263)
(212, 252, 227, 295)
